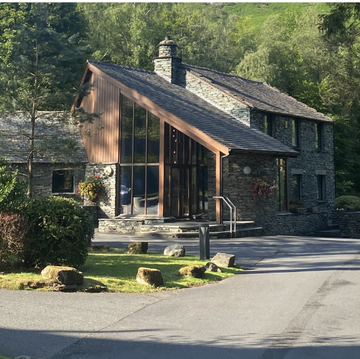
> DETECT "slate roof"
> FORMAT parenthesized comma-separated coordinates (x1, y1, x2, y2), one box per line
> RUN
(183, 64, 333, 123)
(0, 113, 88, 163)
(88, 60, 298, 157)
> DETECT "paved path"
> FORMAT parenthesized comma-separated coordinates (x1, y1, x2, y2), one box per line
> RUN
(1, 233, 360, 359)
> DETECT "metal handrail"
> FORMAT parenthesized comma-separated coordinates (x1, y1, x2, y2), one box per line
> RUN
(213, 196, 237, 236)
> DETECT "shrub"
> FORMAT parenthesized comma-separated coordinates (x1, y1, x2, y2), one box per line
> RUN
(0, 159, 27, 212)
(334, 195, 360, 211)
(0, 213, 29, 270)
(22, 196, 94, 268)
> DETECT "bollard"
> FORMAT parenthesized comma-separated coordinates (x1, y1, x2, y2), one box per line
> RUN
(199, 223, 210, 260)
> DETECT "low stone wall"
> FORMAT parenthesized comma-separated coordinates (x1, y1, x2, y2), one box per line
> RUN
(333, 211, 360, 238)
(273, 212, 328, 236)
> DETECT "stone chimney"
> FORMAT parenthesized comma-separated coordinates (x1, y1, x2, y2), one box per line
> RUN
(153, 36, 181, 84)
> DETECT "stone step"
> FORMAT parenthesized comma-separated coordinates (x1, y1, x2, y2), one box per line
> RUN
(141, 226, 263, 239)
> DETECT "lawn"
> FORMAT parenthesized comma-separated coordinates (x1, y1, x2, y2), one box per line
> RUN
(0, 248, 242, 293)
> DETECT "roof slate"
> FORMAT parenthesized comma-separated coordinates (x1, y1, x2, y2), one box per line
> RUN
(183, 64, 333, 123)
(0, 113, 88, 163)
(88, 60, 298, 157)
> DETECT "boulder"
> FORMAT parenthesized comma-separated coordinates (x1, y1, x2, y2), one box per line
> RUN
(126, 242, 148, 254)
(178, 265, 206, 278)
(41, 266, 84, 285)
(211, 253, 236, 268)
(164, 244, 186, 257)
(205, 262, 222, 273)
(136, 267, 164, 287)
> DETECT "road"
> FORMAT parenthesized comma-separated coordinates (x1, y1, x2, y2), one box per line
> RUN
(1, 234, 360, 359)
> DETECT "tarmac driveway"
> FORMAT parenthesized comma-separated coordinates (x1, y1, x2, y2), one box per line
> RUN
(1, 233, 360, 359)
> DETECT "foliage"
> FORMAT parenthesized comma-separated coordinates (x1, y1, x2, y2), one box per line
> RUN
(77, 175, 102, 202)
(334, 196, 360, 211)
(22, 196, 94, 268)
(79, 3, 254, 74)
(251, 177, 276, 200)
(0, 3, 98, 197)
(0, 158, 27, 212)
(0, 213, 29, 270)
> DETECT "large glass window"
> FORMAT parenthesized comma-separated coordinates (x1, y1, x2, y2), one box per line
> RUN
(119, 94, 160, 215)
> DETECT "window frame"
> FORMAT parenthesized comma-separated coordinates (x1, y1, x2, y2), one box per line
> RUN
(292, 118, 300, 149)
(317, 175, 326, 201)
(52, 169, 74, 193)
(315, 122, 324, 151)
(264, 113, 274, 137)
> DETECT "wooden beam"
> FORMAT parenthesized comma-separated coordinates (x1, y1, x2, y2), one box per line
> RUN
(216, 151, 222, 224)
(159, 118, 165, 217)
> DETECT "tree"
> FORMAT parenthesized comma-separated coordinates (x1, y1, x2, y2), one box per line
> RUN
(0, 3, 97, 197)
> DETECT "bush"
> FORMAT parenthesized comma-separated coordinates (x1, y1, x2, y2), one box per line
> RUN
(22, 196, 94, 268)
(0, 213, 29, 270)
(0, 158, 27, 212)
(334, 195, 360, 211)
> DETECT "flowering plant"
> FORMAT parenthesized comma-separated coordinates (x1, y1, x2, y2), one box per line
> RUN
(78, 175, 102, 202)
(251, 177, 276, 200)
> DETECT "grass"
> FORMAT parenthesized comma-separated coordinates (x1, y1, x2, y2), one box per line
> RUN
(0, 248, 242, 293)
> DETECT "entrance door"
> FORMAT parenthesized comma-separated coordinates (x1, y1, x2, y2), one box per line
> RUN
(170, 166, 191, 218)
(164, 124, 208, 219)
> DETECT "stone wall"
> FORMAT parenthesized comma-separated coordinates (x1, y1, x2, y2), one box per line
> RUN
(184, 71, 250, 124)
(15, 163, 85, 203)
(251, 111, 336, 210)
(333, 211, 360, 238)
(85, 163, 118, 218)
(275, 212, 328, 236)
(221, 153, 278, 230)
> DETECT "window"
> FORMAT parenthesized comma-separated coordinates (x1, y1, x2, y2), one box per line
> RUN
(120, 94, 160, 215)
(292, 119, 300, 148)
(317, 175, 326, 200)
(264, 114, 274, 136)
(292, 174, 302, 201)
(315, 122, 324, 150)
(277, 158, 288, 211)
(52, 170, 74, 193)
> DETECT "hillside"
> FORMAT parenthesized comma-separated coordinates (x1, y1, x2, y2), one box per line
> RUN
(222, 2, 330, 29)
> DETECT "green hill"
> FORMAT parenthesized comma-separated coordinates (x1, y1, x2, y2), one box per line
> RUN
(222, 2, 330, 30)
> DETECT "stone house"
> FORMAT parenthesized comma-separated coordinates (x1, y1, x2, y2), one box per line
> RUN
(0, 113, 87, 201)
(77, 36, 335, 235)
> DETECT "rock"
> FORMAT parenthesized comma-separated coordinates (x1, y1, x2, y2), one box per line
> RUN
(178, 265, 206, 278)
(53, 284, 78, 292)
(15, 356, 38, 359)
(27, 281, 45, 289)
(85, 285, 108, 293)
(126, 242, 148, 254)
(41, 266, 84, 285)
(205, 262, 222, 273)
(211, 253, 236, 268)
(163, 244, 186, 257)
(136, 267, 164, 287)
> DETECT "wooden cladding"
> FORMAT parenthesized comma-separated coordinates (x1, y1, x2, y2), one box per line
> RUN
(80, 72, 120, 163)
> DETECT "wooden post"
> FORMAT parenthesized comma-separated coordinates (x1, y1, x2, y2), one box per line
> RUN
(158, 118, 165, 216)
(216, 151, 222, 224)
